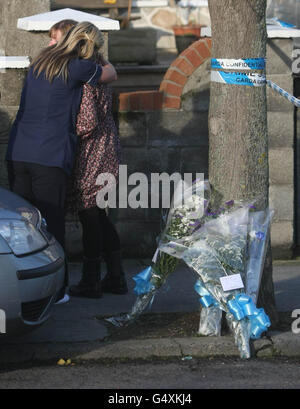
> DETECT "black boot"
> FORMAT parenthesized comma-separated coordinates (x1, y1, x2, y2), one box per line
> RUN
(102, 251, 128, 295)
(69, 257, 102, 298)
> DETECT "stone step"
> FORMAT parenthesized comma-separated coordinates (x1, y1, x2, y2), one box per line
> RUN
(111, 64, 169, 94)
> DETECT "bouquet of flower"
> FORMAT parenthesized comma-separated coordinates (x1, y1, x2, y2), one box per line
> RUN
(182, 205, 272, 359)
(161, 198, 252, 339)
(197, 202, 248, 338)
(106, 178, 210, 327)
(182, 207, 251, 358)
(106, 174, 272, 358)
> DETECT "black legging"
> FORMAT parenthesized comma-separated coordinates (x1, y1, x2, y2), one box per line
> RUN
(78, 206, 121, 259)
(7, 160, 67, 249)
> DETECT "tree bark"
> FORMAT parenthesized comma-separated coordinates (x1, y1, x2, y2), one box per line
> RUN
(208, 0, 279, 325)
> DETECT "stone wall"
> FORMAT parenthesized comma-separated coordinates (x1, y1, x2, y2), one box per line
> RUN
(115, 108, 209, 258)
(0, 0, 51, 188)
(266, 38, 295, 258)
(114, 37, 295, 259)
(0, 10, 296, 259)
(0, 0, 51, 56)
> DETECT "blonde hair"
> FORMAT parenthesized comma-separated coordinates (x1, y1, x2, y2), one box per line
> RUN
(48, 19, 77, 39)
(32, 21, 104, 83)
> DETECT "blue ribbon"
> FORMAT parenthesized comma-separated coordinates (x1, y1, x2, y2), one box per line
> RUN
(250, 308, 271, 339)
(133, 266, 155, 295)
(194, 280, 219, 308)
(228, 293, 271, 339)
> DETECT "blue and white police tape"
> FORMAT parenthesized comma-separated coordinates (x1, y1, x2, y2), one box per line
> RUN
(228, 293, 271, 339)
(267, 79, 300, 108)
(194, 279, 219, 308)
(211, 69, 300, 106)
(211, 70, 266, 87)
(211, 58, 266, 71)
(133, 266, 155, 295)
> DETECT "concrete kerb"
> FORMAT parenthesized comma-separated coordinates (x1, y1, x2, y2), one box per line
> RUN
(0, 332, 299, 365)
(0, 259, 299, 364)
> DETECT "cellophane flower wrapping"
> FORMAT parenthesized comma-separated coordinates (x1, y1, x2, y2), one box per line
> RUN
(106, 175, 272, 359)
(182, 207, 253, 358)
(182, 205, 273, 359)
(196, 204, 273, 339)
(198, 306, 223, 337)
(246, 209, 274, 305)
(197, 201, 248, 338)
(184, 207, 249, 307)
(106, 179, 211, 327)
(162, 197, 247, 337)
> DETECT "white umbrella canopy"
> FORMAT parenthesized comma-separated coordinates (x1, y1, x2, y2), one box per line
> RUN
(17, 8, 120, 31)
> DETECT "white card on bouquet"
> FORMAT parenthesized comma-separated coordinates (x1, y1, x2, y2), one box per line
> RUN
(220, 274, 244, 292)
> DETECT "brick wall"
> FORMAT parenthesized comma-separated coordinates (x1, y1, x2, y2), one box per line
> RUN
(118, 38, 212, 112)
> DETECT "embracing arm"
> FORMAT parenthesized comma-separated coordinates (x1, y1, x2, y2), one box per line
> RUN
(99, 58, 117, 83)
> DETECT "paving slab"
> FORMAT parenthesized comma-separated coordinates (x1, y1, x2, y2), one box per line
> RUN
(0, 260, 298, 363)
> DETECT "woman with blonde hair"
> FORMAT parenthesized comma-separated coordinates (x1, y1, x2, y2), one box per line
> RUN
(48, 20, 128, 299)
(48, 19, 77, 46)
(6, 22, 117, 302)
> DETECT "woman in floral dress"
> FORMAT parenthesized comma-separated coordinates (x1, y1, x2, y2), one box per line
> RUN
(49, 20, 128, 299)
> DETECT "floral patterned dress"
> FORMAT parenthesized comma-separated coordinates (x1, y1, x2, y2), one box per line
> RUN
(66, 82, 121, 213)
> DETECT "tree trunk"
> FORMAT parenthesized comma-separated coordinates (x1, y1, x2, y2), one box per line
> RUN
(208, 0, 279, 325)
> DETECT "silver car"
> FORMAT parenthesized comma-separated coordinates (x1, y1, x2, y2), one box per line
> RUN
(0, 187, 65, 337)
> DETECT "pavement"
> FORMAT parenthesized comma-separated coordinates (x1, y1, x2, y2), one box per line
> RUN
(0, 259, 299, 364)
